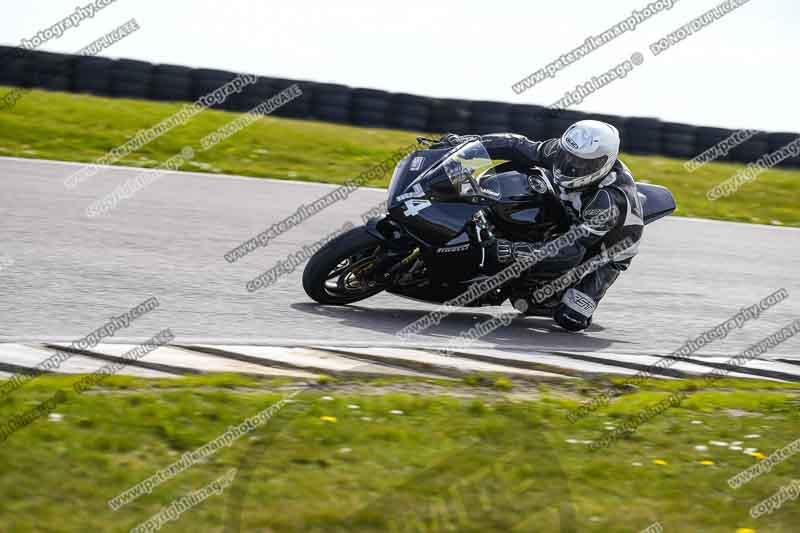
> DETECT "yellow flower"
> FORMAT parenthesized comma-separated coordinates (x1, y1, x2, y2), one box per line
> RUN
(653, 459, 668, 465)
(320, 416, 338, 423)
(736, 529, 756, 533)
(700, 460, 715, 465)
(749, 452, 767, 460)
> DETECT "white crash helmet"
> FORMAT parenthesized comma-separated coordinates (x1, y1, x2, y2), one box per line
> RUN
(552, 120, 620, 189)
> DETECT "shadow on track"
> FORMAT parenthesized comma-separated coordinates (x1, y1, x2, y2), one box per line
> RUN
(291, 302, 631, 354)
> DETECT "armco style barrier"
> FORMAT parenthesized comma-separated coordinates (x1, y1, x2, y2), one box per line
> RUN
(1, 45, 798, 168)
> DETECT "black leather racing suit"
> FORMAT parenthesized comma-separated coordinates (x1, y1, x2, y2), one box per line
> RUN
(480, 133, 645, 331)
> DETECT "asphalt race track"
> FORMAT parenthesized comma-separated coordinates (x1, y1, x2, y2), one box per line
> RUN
(1, 156, 798, 379)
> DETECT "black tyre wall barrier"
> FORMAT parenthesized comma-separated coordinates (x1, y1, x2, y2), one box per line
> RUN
(730, 133, 770, 164)
(509, 104, 549, 140)
(312, 83, 351, 123)
(191, 68, 237, 109)
(2, 45, 799, 168)
(767, 133, 800, 167)
(110, 59, 153, 100)
(0, 47, 31, 88)
(72, 56, 113, 96)
(661, 122, 697, 159)
(428, 98, 471, 133)
(467, 101, 510, 135)
(387, 93, 430, 132)
(623, 117, 662, 155)
(0, 48, 75, 92)
(269, 78, 313, 119)
(0, 47, 26, 88)
(695, 127, 735, 160)
(350, 88, 390, 127)
(23, 51, 73, 91)
(151, 64, 193, 102)
(768, 132, 799, 152)
(229, 77, 275, 113)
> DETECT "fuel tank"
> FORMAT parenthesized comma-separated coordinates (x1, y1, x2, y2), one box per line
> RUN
(479, 166, 566, 241)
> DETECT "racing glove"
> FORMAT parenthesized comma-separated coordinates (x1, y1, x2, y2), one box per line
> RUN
(431, 133, 480, 149)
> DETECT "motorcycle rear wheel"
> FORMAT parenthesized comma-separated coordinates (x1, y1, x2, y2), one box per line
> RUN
(302, 226, 386, 304)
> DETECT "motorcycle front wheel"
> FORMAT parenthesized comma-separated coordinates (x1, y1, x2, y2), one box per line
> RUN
(302, 226, 386, 305)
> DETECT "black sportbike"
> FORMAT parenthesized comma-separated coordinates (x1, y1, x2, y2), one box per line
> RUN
(303, 137, 676, 318)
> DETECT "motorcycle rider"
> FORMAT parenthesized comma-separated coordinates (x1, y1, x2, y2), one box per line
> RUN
(441, 120, 644, 332)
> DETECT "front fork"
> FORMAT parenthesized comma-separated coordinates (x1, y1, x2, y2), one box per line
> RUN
(363, 215, 420, 284)
(364, 212, 496, 285)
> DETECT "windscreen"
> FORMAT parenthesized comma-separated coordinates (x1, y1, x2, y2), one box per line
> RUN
(438, 141, 496, 198)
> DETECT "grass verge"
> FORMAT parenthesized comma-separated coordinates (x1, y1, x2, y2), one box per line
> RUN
(0, 373, 798, 532)
(0, 87, 798, 226)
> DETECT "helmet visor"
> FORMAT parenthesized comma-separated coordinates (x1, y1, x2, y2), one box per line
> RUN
(553, 148, 608, 180)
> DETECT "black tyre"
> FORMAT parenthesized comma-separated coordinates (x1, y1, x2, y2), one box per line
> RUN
(112, 81, 151, 99)
(23, 51, 73, 90)
(510, 104, 549, 139)
(624, 141, 661, 155)
(390, 114, 428, 131)
(662, 142, 696, 158)
(313, 83, 351, 107)
(73, 56, 113, 95)
(269, 78, 313, 118)
(662, 132, 696, 147)
(191, 68, 237, 109)
(696, 127, 735, 156)
(467, 100, 510, 134)
(350, 88, 389, 126)
(351, 109, 386, 127)
(303, 226, 386, 305)
(730, 136, 770, 163)
(767, 132, 799, 152)
(428, 98, 471, 133)
(623, 117, 662, 154)
(110, 59, 153, 99)
(151, 64, 193, 102)
(662, 121, 696, 134)
(387, 93, 430, 131)
(227, 77, 275, 112)
(661, 122, 696, 151)
(0, 46, 22, 67)
(312, 83, 351, 122)
(352, 88, 390, 111)
(0, 55, 28, 87)
(767, 132, 800, 167)
(314, 104, 350, 123)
